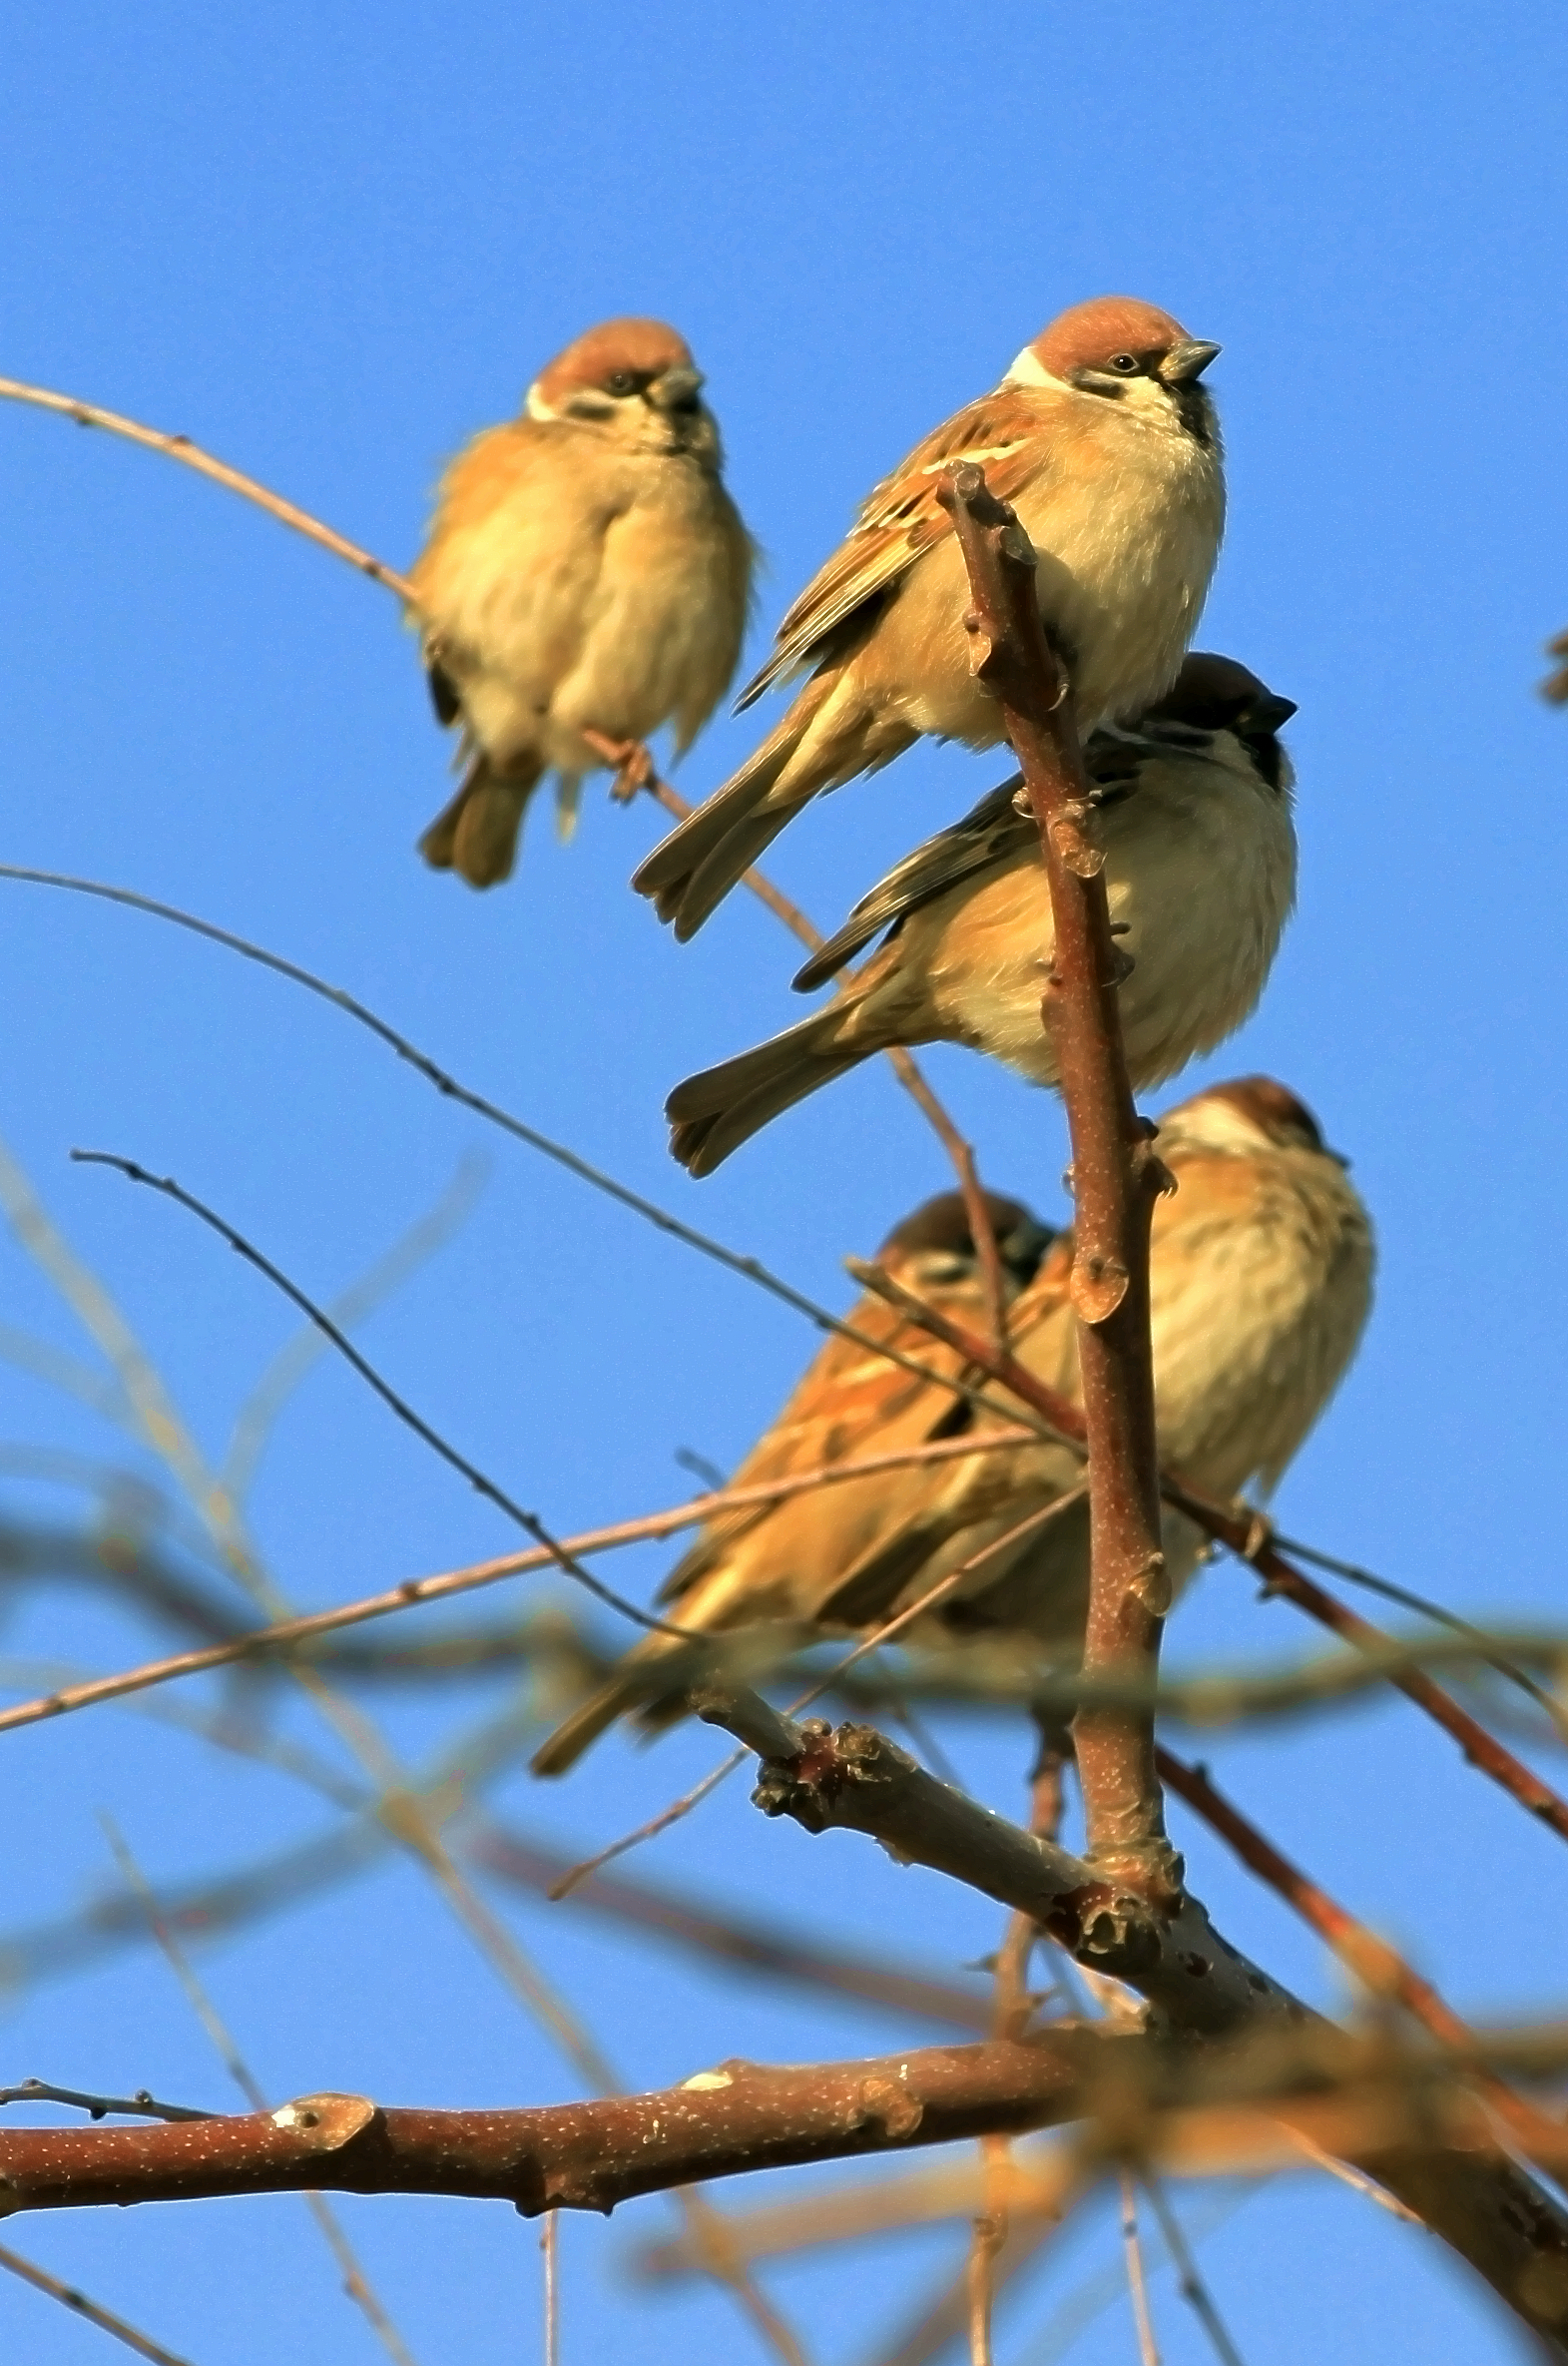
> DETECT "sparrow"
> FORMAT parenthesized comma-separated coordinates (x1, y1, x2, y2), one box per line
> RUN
(666, 655, 1298, 1176)
(631, 295, 1224, 938)
(531, 1079, 1372, 1772)
(408, 317, 754, 887)
(530, 1187, 1054, 1776)
(823, 1076, 1375, 1662)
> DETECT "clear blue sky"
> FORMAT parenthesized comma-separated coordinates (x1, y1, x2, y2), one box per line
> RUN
(3, 4, 1567, 2361)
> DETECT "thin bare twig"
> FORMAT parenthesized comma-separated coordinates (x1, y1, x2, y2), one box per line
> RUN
(0, 1426, 1039, 1742)
(0, 375, 416, 599)
(0, 369, 1001, 1311)
(72, 1148, 709, 1643)
(1140, 2178, 1248, 2366)
(0, 868, 1059, 1453)
(0, 2242, 198, 2366)
(223, 1150, 488, 1505)
(545, 1750, 750, 1896)
(0, 2079, 209, 2123)
(1120, 2169, 1163, 2366)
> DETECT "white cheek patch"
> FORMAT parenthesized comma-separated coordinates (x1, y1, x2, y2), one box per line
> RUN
(525, 379, 557, 422)
(1004, 345, 1069, 389)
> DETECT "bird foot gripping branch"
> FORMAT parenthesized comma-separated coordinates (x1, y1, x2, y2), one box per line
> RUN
(580, 729, 656, 804)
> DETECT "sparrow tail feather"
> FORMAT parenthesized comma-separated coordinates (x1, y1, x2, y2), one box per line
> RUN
(630, 677, 839, 936)
(530, 1674, 643, 1777)
(666, 1002, 876, 1176)
(418, 756, 543, 888)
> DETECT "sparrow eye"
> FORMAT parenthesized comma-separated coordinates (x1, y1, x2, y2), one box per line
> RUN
(605, 370, 639, 396)
(1107, 352, 1141, 375)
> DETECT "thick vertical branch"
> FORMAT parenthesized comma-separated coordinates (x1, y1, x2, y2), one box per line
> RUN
(938, 466, 1175, 1901)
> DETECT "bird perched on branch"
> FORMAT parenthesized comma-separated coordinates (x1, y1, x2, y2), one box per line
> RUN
(666, 655, 1297, 1176)
(530, 1187, 1054, 1777)
(408, 317, 754, 887)
(531, 1079, 1372, 1775)
(632, 295, 1224, 939)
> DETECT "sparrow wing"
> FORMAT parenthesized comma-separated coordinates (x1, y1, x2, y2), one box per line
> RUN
(811, 1240, 1081, 1629)
(738, 387, 1057, 709)
(792, 779, 1033, 991)
(657, 1284, 981, 1612)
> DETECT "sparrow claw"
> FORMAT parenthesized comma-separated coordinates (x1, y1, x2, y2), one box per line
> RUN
(581, 729, 656, 803)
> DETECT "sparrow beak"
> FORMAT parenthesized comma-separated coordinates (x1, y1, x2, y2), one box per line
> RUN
(1163, 339, 1222, 384)
(1252, 693, 1299, 732)
(651, 365, 705, 414)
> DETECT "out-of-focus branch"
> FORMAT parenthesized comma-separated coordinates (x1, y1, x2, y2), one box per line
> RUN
(635, 2139, 1082, 2275)
(0, 1426, 1040, 1739)
(850, 1260, 1568, 1845)
(0, 2241, 198, 2366)
(469, 1821, 990, 2031)
(1154, 1745, 1566, 2165)
(102, 1816, 420, 2366)
(1541, 629, 1568, 705)
(939, 466, 1173, 1901)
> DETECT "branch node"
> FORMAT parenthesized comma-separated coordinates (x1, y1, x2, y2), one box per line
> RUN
(1048, 807, 1105, 880)
(854, 2076, 924, 2140)
(1069, 1253, 1131, 1325)
(268, 2092, 379, 2152)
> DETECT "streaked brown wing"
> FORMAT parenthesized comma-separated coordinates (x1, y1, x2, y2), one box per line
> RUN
(658, 1281, 984, 1608)
(792, 779, 1031, 991)
(812, 1242, 1082, 1629)
(738, 388, 1054, 708)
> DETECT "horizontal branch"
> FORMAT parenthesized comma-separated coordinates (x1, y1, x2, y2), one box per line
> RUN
(0, 2044, 1097, 2213)
(3, 2035, 1567, 2347)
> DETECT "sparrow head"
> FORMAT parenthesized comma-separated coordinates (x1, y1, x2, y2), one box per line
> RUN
(1008, 296, 1221, 445)
(1163, 1077, 1344, 1164)
(1143, 653, 1298, 789)
(526, 317, 721, 461)
(878, 1190, 1054, 1292)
